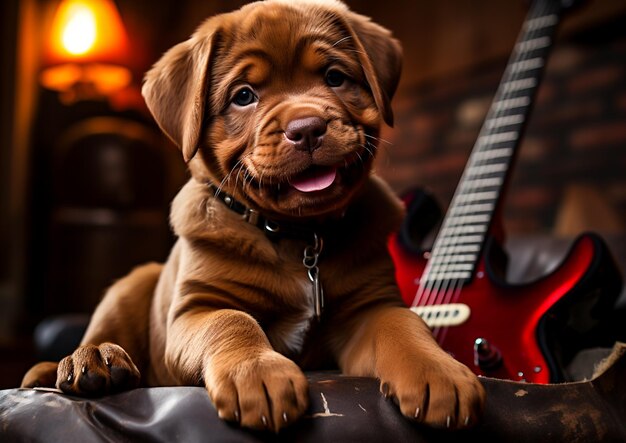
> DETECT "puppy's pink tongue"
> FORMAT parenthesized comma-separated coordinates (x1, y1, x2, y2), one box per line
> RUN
(290, 167, 337, 193)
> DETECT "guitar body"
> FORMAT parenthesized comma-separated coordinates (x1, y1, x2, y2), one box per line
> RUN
(389, 192, 623, 383)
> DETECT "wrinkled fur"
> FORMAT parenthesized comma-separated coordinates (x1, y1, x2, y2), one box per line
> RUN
(23, 0, 484, 432)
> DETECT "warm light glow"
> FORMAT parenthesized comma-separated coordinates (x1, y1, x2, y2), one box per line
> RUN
(61, 5, 97, 55)
(40, 63, 132, 94)
(45, 0, 129, 64)
(41, 0, 132, 100)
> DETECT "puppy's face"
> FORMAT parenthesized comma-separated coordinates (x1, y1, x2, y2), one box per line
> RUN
(143, 0, 402, 219)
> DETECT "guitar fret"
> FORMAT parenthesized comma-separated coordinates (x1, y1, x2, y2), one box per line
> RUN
(429, 254, 477, 263)
(439, 224, 487, 237)
(437, 235, 482, 246)
(515, 36, 551, 53)
(429, 259, 475, 272)
(477, 132, 517, 146)
(485, 114, 524, 130)
(466, 163, 507, 175)
(446, 214, 491, 226)
(462, 177, 503, 189)
(429, 263, 475, 274)
(449, 202, 495, 214)
(443, 263, 474, 271)
(424, 271, 472, 282)
(509, 57, 544, 74)
(501, 78, 537, 94)
(493, 96, 530, 111)
(436, 244, 481, 254)
(454, 191, 498, 204)
(472, 147, 514, 161)
(524, 14, 558, 31)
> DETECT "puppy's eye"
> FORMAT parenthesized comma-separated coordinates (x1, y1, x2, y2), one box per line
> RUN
(232, 87, 257, 107)
(325, 69, 346, 88)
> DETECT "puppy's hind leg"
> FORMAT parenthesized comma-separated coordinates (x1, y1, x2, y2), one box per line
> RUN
(21, 362, 59, 389)
(79, 262, 162, 366)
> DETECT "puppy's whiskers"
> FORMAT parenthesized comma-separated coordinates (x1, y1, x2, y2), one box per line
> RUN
(331, 36, 353, 47)
(258, 170, 264, 190)
(364, 133, 392, 146)
(216, 158, 243, 196)
(355, 150, 363, 165)
(217, 153, 254, 196)
(364, 135, 390, 156)
(361, 142, 375, 158)
(234, 163, 247, 192)
(242, 168, 254, 191)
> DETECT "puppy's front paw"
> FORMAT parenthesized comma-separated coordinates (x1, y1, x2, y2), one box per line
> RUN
(57, 343, 140, 396)
(380, 354, 485, 429)
(205, 350, 309, 433)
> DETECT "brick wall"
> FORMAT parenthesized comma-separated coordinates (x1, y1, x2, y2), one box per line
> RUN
(376, 15, 626, 238)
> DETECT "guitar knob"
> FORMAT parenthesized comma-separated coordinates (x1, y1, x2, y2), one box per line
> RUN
(473, 338, 502, 371)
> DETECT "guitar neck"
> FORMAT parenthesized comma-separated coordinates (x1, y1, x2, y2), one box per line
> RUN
(425, 0, 563, 284)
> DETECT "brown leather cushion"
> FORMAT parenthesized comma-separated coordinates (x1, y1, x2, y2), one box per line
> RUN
(1, 343, 625, 442)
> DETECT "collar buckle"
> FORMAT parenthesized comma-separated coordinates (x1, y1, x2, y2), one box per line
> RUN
(208, 182, 323, 240)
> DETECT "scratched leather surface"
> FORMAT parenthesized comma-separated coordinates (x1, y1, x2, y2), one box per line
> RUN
(1, 343, 625, 443)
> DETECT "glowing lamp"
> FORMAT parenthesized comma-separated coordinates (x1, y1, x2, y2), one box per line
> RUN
(40, 0, 132, 102)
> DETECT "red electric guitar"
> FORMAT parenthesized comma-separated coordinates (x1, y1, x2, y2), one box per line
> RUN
(388, 0, 623, 383)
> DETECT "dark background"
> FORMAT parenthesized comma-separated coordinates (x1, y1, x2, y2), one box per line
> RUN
(0, 0, 624, 388)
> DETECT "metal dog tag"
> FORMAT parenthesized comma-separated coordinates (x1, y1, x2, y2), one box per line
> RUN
(303, 233, 324, 321)
(309, 267, 324, 320)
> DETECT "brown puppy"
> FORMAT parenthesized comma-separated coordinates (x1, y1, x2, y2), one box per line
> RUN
(23, 0, 485, 432)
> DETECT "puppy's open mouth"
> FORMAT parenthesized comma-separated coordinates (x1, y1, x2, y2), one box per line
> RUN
(242, 151, 373, 218)
(288, 166, 337, 193)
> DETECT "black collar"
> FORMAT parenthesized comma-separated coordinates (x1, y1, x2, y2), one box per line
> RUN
(208, 184, 322, 240)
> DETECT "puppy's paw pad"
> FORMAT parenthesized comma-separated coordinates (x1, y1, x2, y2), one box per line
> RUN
(429, 374, 483, 428)
(56, 343, 140, 397)
(98, 343, 141, 392)
(207, 351, 309, 432)
(382, 359, 485, 429)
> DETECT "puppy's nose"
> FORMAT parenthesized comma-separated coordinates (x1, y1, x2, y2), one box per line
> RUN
(284, 117, 327, 152)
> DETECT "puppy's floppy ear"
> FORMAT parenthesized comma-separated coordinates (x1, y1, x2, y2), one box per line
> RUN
(142, 20, 219, 162)
(342, 13, 403, 126)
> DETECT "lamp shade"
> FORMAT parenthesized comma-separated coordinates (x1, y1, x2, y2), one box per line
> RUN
(40, 0, 132, 98)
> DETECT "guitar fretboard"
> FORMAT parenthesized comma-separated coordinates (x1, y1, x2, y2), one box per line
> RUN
(423, 0, 562, 286)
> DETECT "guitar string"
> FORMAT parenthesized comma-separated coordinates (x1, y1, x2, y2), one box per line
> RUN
(411, 0, 555, 340)
(415, 0, 555, 314)
(435, 0, 558, 344)
(433, 0, 555, 341)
